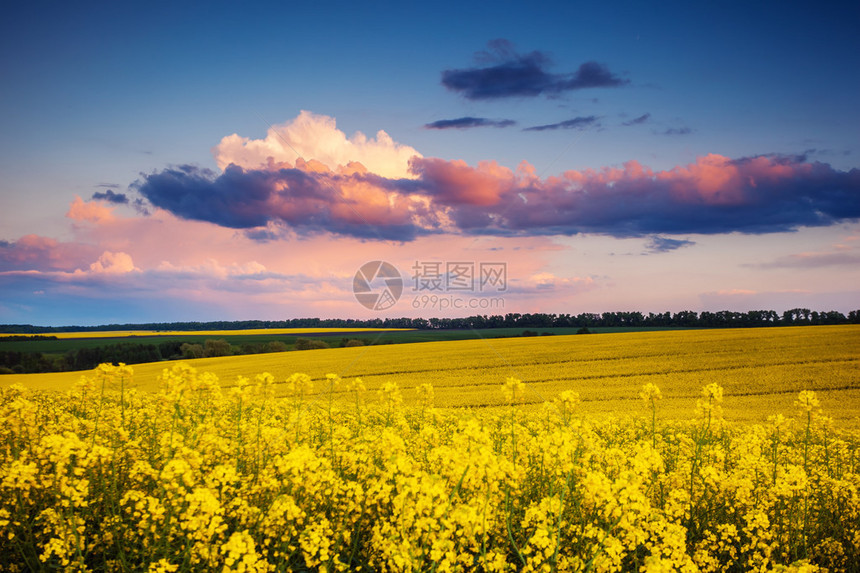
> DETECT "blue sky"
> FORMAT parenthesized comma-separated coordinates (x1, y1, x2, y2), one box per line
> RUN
(1, 0, 858, 325)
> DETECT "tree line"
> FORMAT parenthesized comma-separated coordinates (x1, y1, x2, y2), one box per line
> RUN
(0, 339, 276, 375)
(2, 307, 858, 334)
(0, 341, 182, 375)
(0, 336, 371, 375)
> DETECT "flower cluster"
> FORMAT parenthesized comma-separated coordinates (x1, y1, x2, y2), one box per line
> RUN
(0, 365, 857, 572)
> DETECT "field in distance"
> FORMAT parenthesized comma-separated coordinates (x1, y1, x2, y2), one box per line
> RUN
(0, 327, 413, 339)
(0, 326, 683, 354)
(4, 324, 858, 425)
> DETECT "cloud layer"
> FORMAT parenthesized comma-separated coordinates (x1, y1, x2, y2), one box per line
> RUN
(441, 39, 627, 100)
(136, 145, 860, 242)
(425, 117, 516, 130)
(0, 235, 99, 272)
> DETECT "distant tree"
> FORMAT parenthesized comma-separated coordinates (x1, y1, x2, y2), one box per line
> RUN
(295, 338, 330, 350)
(180, 343, 204, 359)
(263, 341, 289, 353)
(673, 311, 698, 326)
(820, 311, 845, 325)
(203, 339, 232, 358)
(158, 340, 185, 360)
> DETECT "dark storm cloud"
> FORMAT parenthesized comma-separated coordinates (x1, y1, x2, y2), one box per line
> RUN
(441, 39, 628, 100)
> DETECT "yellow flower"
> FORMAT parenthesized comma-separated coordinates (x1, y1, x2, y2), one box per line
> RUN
(148, 558, 179, 573)
(640, 382, 662, 403)
(416, 382, 435, 410)
(696, 382, 724, 419)
(286, 372, 313, 397)
(794, 390, 820, 413)
(501, 377, 526, 405)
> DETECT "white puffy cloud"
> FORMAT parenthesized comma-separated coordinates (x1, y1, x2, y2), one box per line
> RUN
(213, 110, 421, 179)
(89, 251, 137, 274)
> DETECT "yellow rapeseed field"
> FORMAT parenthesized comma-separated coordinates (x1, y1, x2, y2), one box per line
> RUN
(4, 326, 858, 425)
(1, 358, 857, 571)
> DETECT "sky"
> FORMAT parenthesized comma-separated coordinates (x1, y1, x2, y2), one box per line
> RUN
(1, 0, 858, 326)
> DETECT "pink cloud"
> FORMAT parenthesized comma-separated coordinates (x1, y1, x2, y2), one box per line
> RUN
(3, 204, 572, 321)
(0, 234, 100, 272)
(410, 158, 513, 206)
(66, 196, 116, 224)
(88, 251, 137, 274)
(135, 152, 860, 241)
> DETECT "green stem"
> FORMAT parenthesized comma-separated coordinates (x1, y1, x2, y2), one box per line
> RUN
(650, 400, 657, 449)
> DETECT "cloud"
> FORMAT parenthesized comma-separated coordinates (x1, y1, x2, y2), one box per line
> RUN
(88, 251, 138, 274)
(91, 189, 129, 204)
(410, 158, 514, 208)
(751, 250, 860, 269)
(66, 196, 116, 223)
(523, 116, 599, 132)
(662, 127, 692, 136)
(135, 151, 860, 241)
(133, 162, 439, 241)
(425, 117, 516, 130)
(151, 259, 287, 282)
(645, 236, 695, 253)
(441, 39, 627, 100)
(213, 110, 421, 179)
(136, 113, 860, 242)
(521, 272, 596, 293)
(0, 234, 100, 272)
(0, 252, 138, 285)
(622, 113, 651, 126)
